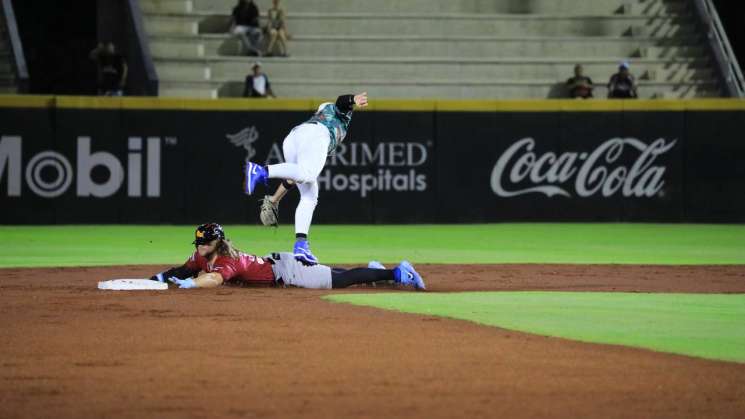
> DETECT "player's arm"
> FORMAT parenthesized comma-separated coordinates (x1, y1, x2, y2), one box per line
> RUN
(149, 264, 200, 282)
(194, 272, 224, 288)
(335, 92, 368, 113)
(167, 271, 223, 289)
(260, 180, 295, 226)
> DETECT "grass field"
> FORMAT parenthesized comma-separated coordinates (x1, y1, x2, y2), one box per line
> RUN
(1, 223, 745, 268)
(3, 222, 745, 419)
(327, 292, 745, 363)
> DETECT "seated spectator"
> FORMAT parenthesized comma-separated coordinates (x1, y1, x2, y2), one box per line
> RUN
(266, 0, 289, 57)
(566, 64, 593, 99)
(89, 41, 127, 96)
(243, 62, 276, 98)
(608, 61, 638, 99)
(231, 0, 263, 56)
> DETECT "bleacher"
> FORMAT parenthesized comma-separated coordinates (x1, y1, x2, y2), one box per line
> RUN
(143, 0, 718, 98)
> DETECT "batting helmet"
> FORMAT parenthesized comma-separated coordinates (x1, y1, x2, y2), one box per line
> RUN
(193, 223, 225, 245)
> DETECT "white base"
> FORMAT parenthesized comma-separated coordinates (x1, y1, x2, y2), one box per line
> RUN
(98, 279, 169, 291)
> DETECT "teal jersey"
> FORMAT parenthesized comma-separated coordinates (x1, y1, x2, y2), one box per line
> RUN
(306, 103, 353, 154)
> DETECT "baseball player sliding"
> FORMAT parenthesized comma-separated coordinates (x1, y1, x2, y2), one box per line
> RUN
(149, 223, 426, 290)
(243, 92, 369, 266)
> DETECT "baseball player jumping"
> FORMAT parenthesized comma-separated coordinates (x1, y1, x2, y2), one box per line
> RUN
(149, 223, 426, 290)
(243, 92, 368, 266)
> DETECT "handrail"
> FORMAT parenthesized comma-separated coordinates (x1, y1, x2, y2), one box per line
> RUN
(126, 0, 158, 95)
(1, 0, 29, 93)
(692, 0, 745, 97)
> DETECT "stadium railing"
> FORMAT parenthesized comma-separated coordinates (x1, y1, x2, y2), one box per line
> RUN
(1, 0, 28, 93)
(693, 0, 745, 97)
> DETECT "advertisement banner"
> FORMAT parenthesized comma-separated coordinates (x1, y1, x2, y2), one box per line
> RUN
(0, 102, 743, 223)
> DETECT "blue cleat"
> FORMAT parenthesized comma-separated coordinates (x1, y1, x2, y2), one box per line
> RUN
(294, 239, 318, 265)
(368, 261, 385, 270)
(393, 261, 426, 290)
(244, 161, 268, 195)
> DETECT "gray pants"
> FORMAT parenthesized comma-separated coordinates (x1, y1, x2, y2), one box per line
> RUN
(270, 252, 332, 289)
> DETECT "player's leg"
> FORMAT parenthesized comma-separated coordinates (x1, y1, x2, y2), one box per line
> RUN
(331, 261, 426, 289)
(270, 253, 425, 290)
(330, 268, 395, 288)
(244, 124, 328, 195)
(270, 252, 333, 289)
(289, 124, 332, 262)
(293, 181, 319, 264)
(261, 126, 301, 206)
(245, 124, 298, 195)
(268, 123, 329, 183)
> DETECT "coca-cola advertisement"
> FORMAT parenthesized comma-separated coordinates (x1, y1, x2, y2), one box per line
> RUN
(490, 137, 676, 199)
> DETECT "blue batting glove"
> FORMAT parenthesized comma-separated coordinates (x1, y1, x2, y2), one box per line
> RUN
(168, 277, 197, 289)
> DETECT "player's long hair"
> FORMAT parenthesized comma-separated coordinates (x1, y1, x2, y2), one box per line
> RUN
(216, 238, 243, 259)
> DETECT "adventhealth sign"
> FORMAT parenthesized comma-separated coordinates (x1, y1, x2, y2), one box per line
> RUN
(0, 136, 162, 198)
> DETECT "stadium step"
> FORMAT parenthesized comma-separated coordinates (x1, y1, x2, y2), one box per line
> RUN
(152, 56, 711, 83)
(158, 77, 720, 99)
(149, 34, 705, 60)
(157, 0, 688, 16)
(140, 0, 194, 14)
(143, 13, 697, 38)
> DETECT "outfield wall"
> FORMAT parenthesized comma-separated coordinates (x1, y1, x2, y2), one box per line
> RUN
(1, 96, 744, 224)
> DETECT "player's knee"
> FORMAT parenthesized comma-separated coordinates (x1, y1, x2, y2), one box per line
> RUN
(299, 195, 318, 207)
(296, 169, 317, 184)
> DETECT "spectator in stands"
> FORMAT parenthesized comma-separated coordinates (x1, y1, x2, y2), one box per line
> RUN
(243, 62, 276, 98)
(231, 0, 263, 56)
(608, 61, 638, 99)
(89, 42, 128, 96)
(566, 64, 594, 99)
(265, 0, 290, 57)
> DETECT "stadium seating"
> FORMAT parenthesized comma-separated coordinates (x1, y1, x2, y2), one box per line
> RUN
(140, 0, 720, 98)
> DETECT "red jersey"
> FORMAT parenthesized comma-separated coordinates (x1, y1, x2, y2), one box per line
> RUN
(184, 251, 275, 286)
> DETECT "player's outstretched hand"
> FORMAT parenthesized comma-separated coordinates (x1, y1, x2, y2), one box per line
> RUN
(168, 277, 197, 289)
(354, 92, 368, 108)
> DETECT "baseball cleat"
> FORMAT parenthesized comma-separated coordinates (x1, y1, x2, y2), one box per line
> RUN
(244, 162, 268, 195)
(393, 261, 426, 290)
(367, 261, 385, 270)
(294, 239, 319, 265)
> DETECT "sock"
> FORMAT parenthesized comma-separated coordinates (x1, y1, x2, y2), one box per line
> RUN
(331, 268, 396, 289)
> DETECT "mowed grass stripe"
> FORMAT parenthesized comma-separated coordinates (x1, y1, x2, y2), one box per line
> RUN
(326, 292, 745, 363)
(1, 224, 744, 268)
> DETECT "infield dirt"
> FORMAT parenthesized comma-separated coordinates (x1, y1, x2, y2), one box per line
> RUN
(2, 264, 745, 418)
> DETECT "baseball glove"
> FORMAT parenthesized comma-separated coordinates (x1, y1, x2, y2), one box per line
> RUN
(259, 196, 279, 227)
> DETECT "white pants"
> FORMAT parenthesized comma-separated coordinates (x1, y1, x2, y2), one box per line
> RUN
(267, 123, 330, 235)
